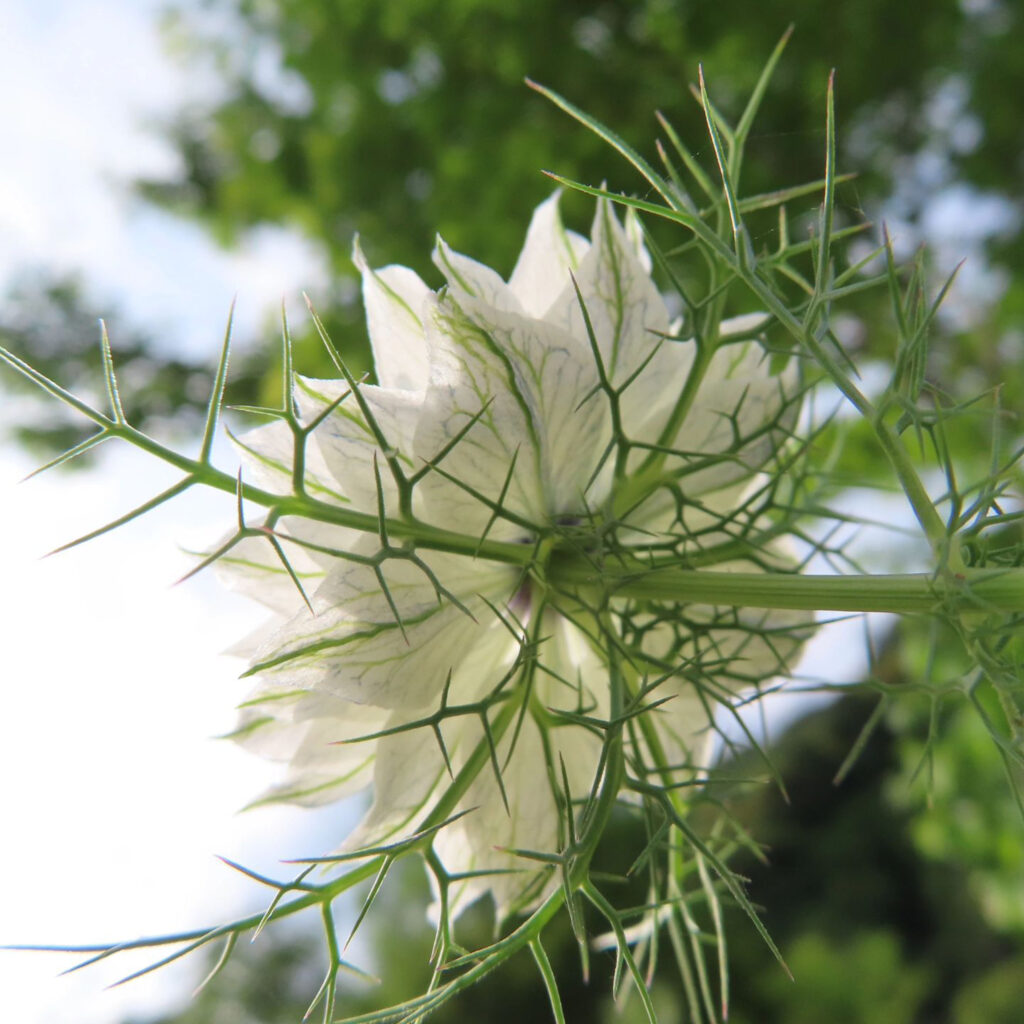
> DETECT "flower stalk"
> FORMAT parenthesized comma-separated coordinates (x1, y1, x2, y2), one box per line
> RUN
(551, 560, 1024, 615)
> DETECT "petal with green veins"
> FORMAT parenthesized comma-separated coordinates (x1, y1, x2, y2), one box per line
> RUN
(508, 191, 590, 318)
(353, 239, 432, 392)
(433, 235, 523, 314)
(247, 545, 517, 710)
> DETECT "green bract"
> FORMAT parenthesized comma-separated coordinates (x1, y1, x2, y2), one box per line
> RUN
(221, 193, 807, 920)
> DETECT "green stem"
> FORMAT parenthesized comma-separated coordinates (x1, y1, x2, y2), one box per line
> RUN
(571, 606, 625, 879)
(551, 558, 1024, 614)
(114, 423, 537, 566)
(95, 413, 1011, 621)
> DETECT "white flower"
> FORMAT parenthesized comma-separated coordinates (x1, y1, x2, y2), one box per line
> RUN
(219, 194, 805, 919)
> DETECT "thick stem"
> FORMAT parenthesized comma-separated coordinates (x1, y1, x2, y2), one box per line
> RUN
(550, 557, 1024, 614)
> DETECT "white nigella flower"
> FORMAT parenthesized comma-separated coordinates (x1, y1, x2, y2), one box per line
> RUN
(219, 194, 805, 919)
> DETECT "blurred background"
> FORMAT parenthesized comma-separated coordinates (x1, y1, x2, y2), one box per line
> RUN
(1, 1, 1022, 1021)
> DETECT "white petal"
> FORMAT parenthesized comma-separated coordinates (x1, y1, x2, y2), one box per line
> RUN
(412, 296, 548, 532)
(433, 235, 523, 314)
(345, 711, 449, 847)
(348, 614, 523, 849)
(433, 716, 559, 919)
(353, 238, 432, 392)
(543, 200, 684, 443)
(300, 376, 424, 516)
(231, 418, 349, 505)
(433, 612, 605, 919)
(626, 478, 755, 552)
(624, 206, 653, 274)
(213, 512, 366, 614)
(634, 545, 811, 762)
(216, 529, 327, 618)
(536, 609, 611, 722)
(246, 544, 517, 710)
(508, 192, 590, 318)
(634, 681, 712, 781)
(663, 347, 800, 498)
(641, 607, 808, 785)
(434, 291, 610, 515)
(545, 200, 670, 377)
(720, 311, 772, 338)
(232, 687, 386, 807)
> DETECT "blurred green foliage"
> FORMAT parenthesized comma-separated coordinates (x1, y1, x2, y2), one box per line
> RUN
(887, 652, 1024, 937)
(150, 0, 1019, 279)
(741, 930, 931, 1024)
